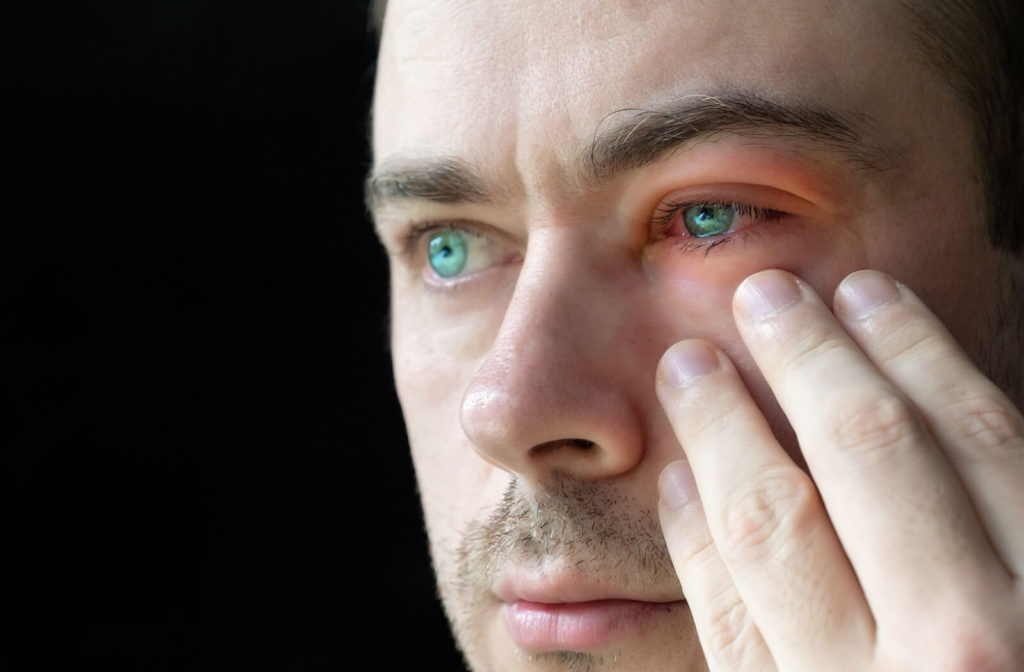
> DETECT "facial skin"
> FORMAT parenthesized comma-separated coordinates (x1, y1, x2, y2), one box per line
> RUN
(370, 1, 1024, 670)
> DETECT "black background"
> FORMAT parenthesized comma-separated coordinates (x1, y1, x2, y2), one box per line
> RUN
(4, 1, 464, 669)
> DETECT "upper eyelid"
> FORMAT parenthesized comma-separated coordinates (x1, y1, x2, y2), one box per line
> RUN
(400, 217, 527, 260)
(651, 198, 787, 233)
(651, 182, 813, 212)
(400, 220, 477, 257)
(656, 199, 786, 217)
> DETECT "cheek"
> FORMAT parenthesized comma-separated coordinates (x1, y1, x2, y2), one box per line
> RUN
(644, 226, 869, 461)
(391, 304, 511, 548)
(645, 225, 865, 336)
(396, 366, 502, 562)
(393, 337, 479, 493)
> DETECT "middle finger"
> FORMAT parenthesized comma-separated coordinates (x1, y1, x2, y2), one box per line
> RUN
(732, 270, 1001, 618)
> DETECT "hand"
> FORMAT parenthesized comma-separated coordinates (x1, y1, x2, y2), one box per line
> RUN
(655, 269, 1024, 671)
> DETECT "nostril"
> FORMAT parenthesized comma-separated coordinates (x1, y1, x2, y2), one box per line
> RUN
(529, 438, 596, 457)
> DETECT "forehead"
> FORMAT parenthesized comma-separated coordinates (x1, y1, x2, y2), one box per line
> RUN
(373, 0, 932, 192)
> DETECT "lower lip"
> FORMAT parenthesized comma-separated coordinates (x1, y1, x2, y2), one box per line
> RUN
(503, 599, 680, 652)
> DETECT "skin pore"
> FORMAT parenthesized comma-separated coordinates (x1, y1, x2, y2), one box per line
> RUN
(370, 1, 1024, 670)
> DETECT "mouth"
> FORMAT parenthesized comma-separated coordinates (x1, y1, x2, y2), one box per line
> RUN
(495, 568, 685, 652)
(502, 598, 684, 652)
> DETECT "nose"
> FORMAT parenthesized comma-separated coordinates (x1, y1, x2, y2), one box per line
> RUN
(459, 229, 651, 484)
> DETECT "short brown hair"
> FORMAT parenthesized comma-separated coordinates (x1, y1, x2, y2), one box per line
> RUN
(900, 0, 1024, 251)
(368, 0, 1024, 251)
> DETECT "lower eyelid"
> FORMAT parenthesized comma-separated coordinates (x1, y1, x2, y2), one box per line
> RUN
(656, 212, 792, 259)
(670, 229, 750, 256)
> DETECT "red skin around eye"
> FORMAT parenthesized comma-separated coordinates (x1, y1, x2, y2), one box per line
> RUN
(637, 134, 865, 292)
(637, 140, 868, 416)
(624, 136, 852, 227)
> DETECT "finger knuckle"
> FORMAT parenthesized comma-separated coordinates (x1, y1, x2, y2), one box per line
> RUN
(875, 322, 945, 369)
(720, 470, 818, 563)
(942, 393, 1024, 464)
(701, 591, 760, 666)
(829, 393, 920, 464)
(673, 531, 718, 576)
(779, 325, 846, 372)
(690, 403, 749, 445)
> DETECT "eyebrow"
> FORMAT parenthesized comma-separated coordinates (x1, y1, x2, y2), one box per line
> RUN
(366, 92, 886, 212)
(366, 156, 491, 211)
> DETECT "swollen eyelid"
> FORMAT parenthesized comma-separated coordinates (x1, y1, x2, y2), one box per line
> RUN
(647, 198, 789, 258)
(655, 201, 783, 239)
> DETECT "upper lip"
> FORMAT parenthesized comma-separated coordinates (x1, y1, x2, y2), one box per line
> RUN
(495, 561, 684, 605)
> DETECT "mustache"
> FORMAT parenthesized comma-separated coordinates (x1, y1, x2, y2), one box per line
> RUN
(455, 471, 675, 591)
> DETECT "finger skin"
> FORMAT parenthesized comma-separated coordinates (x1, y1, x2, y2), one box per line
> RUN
(834, 270, 1024, 573)
(732, 270, 1005, 630)
(659, 459, 777, 672)
(657, 339, 871, 671)
(655, 463, 774, 672)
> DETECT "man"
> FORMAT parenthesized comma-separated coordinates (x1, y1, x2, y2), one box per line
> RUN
(366, 0, 1024, 669)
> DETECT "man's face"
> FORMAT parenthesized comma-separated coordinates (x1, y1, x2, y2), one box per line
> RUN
(371, 1, 1017, 670)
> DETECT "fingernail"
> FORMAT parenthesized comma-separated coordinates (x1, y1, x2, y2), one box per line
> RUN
(659, 460, 697, 510)
(735, 271, 802, 321)
(838, 271, 902, 320)
(660, 340, 718, 388)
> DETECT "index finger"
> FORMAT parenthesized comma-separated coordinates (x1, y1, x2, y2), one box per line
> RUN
(832, 270, 1024, 572)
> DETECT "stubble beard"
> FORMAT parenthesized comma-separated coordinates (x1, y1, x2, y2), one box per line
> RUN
(435, 472, 678, 672)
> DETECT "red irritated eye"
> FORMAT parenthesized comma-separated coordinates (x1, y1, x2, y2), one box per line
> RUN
(657, 201, 784, 239)
(651, 200, 787, 255)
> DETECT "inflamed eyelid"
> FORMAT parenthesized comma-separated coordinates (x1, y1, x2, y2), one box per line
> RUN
(652, 200, 786, 239)
(656, 182, 816, 214)
(652, 201, 784, 230)
(671, 228, 759, 257)
(640, 139, 848, 209)
(649, 199, 791, 260)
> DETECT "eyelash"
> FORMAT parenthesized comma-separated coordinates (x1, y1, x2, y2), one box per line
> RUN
(652, 200, 786, 256)
(400, 220, 472, 257)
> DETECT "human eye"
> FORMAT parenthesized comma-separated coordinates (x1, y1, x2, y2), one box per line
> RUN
(651, 197, 787, 255)
(404, 222, 515, 285)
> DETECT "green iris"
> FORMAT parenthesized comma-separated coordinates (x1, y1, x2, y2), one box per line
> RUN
(684, 204, 736, 238)
(427, 230, 468, 278)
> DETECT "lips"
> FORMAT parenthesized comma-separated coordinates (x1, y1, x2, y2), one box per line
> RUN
(503, 599, 682, 652)
(495, 567, 685, 652)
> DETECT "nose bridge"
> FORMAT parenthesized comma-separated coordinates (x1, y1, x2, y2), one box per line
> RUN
(499, 231, 597, 380)
(459, 227, 647, 482)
